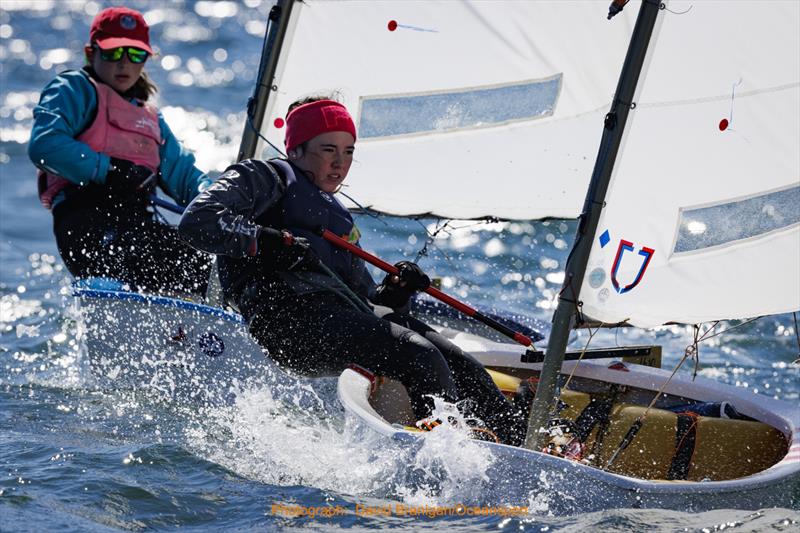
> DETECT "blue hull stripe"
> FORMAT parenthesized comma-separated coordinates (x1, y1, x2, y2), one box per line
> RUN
(73, 288, 246, 324)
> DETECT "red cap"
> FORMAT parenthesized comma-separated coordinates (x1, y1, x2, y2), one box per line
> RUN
(89, 7, 153, 54)
(284, 100, 357, 152)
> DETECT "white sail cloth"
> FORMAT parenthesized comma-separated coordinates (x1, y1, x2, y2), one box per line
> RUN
(579, 1, 800, 327)
(261, 0, 799, 326)
(258, 0, 637, 219)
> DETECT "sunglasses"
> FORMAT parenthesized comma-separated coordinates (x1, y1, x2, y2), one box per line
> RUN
(95, 46, 149, 64)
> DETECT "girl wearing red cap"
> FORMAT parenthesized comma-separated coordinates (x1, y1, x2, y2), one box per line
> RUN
(179, 97, 528, 445)
(28, 6, 211, 295)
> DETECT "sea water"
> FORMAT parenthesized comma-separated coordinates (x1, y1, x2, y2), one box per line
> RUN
(1, 1, 798, 530)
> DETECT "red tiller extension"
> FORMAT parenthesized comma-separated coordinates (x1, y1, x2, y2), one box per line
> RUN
(320, 229, 533, 347)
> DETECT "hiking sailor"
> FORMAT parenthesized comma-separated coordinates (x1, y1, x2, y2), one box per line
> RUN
(178, 97, 528, 445)
(28, 6, 212, 296)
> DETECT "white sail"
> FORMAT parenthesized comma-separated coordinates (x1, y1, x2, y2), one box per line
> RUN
(258, 0, 638, 219)
(579, 1, 800, 327)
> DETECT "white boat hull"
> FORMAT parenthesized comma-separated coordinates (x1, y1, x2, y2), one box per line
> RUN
(338, 341, 800, 513)
(73, 286, 546, 399)
(75, 287, 269, 402)
(74, 286, 800, 511)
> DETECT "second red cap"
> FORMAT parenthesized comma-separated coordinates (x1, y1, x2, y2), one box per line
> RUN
(89, 7, 153, 54)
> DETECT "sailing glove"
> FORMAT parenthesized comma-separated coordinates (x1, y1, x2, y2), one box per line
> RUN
(106, 157, 157, 196)
(376, 261, 431, 308)
(258, 226, 318, 271)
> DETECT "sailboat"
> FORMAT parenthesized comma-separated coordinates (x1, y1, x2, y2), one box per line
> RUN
(245, 0, 797, 512)
(76, 0, 799, 512)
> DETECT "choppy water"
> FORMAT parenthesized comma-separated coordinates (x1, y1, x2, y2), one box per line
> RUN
(1, 1, 799, 531)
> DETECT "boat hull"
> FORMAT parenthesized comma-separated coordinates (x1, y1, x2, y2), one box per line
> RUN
(73, 286, 545, 399)
(75, 287, 268, 402)
(338, 360, 800, 513)
(74, 286, 800, 511)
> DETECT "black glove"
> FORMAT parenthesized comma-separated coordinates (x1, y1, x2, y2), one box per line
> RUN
(376, 260, 431, 308)
(259, 226, 318, 271)
(106, 157, 156, 195)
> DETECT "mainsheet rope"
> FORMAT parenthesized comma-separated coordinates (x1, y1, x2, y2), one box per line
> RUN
(562, 322, 603, 391)
(603, 317, 765, 468)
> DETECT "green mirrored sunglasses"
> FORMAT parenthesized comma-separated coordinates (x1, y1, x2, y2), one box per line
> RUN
(96, 46, 149, 64)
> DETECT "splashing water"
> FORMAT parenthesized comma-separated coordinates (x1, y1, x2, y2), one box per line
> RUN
(183, 380, 503, 508)
(391, 397, 497, 506)
(2, 1, 799, 529)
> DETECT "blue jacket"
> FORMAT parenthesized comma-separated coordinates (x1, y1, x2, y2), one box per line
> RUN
(28, 69, 210, 207)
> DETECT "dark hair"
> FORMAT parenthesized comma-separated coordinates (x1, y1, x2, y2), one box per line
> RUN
(286, 92, 341, 114)
(128, 70, 158, 101)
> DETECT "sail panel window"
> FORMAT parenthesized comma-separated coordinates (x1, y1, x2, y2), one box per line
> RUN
(674, 184, 800, 254)
(358, 75, 562, 139)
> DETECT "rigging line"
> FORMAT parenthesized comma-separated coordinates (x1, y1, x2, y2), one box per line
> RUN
(793, 312, 800, 361)
(562, 322, 603, 390)
(662, 3, 693, 15)
(558, 270, 581, 311)
(246, 113, 286, 158)
(679, 317, 764, 378)
(634, 82, 800, 110)
(676, 317, 763, 377)
(413, 217, 503, 274)
(605, 340, 696, 469)
(338, 190, 388, 225)
(729, 78, 743, 126)
(696, 320, 721, 343)
(421, 217, 449, 240)
(413, 218, 459, 269)
(412, 217, 440, 262)
(672, 411, 700, 456)
(648, 330, 700, 413)
(306, 261, 373, 314)
(418, 217, 500, 264)
(339, 194, 507, 295)
(691, 324, 702, 379)
(633, 336, 697, 421)
(695, 316, 762, 343)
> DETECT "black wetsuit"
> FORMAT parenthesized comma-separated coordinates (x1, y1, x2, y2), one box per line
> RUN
(54, 189, 211, 295)
(178, 158, 526, 444)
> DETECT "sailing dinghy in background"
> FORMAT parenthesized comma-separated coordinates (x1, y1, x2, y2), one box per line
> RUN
(75, 0, 799, 512)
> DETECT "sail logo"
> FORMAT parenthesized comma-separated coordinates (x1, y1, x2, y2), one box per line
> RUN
(167, 326, 225, 357)
(198, 332, 225, 358)
(610, 239, 655, 294)
(599, 230, 655, 294)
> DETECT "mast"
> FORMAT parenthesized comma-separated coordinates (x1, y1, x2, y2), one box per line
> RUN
(524, 0, 663, 450)
(203, 0, 296, 306)
(236, 0, 296, 162)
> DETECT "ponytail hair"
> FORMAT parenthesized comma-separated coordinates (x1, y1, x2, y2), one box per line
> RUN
(128, 69, 158, 102)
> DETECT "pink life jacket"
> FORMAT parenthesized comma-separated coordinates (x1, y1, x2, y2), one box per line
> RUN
(38, 76, 162, 209)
